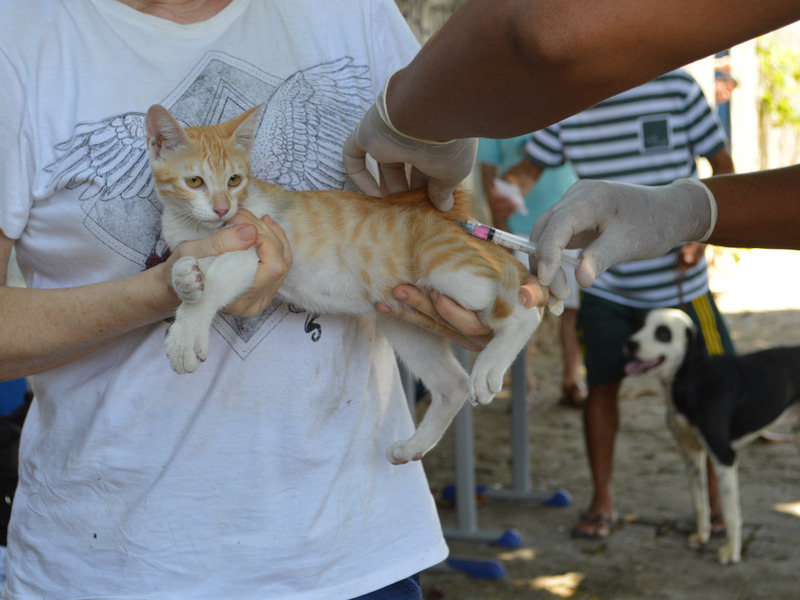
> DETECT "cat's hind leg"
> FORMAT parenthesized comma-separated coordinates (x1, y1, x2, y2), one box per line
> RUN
(422, 264, 543, 405)
(470, 302, 542, 405)
(378, 316, 469, 465)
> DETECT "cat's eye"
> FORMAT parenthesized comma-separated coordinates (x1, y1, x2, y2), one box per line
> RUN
(186, 176, 204, 188)
(228, 174, 243, 187)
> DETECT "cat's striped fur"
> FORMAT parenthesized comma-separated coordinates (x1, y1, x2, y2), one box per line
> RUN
(146, 104, 543, 463)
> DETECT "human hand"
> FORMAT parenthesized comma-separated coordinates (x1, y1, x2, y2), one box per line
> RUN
(486, 183, 517, 226)
(222, 210, 292, 317)
(376, 282, 547, 352)
(677, 242, 707, 271)
(165, 210, 292, 318)
(342, 75, 477, 211)
(530, 178, 717, 289)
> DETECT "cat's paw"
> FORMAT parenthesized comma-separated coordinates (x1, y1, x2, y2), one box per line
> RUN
(172, 256, 204, 303)
(467, 366, 504, 406)
(385, 440, 425, 465)
(165, 320, 210, 374)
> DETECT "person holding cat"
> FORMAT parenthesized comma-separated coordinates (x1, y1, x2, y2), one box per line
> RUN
(0, 1, 448, 598)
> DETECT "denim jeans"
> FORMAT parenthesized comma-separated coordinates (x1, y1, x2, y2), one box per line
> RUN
(350, 574, 421, 600)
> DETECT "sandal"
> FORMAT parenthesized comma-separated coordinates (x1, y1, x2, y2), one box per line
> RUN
(571, 512, 618, 539)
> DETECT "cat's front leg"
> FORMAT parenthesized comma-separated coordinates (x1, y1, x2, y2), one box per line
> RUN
(165, 250, 258, 374)
(172, 256, 205, 303)
(165, 304, 213, 374)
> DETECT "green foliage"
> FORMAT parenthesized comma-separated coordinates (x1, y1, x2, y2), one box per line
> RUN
(757, 37, 800, 132)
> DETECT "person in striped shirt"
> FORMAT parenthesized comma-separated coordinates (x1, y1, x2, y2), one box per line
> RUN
(499, 70, 736, 539)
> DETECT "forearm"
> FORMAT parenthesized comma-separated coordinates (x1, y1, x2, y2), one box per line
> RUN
(0, 264, 178, 380)
(703, 165, 800, 250)
(388, 0, 800, 141)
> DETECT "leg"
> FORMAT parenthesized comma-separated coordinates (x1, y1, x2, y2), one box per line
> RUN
(707, 458, 726, 536)
(572, 380, 621, 537)
(469, 302, 542, 405)
(166, 251, 257, 374)
(558, 307, 586, 408)
(684, 451, 712, 549)
(668, 410, 712, 548)
(712, 460, 743, 564)
(571, 294, 639, 538)
(378, 316, 469, 464)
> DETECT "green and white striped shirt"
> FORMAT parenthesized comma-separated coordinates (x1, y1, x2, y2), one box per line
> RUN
(525, 70, 727, 308)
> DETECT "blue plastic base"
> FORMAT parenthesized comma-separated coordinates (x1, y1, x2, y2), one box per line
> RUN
(544, 489, 572, 507)
(446, 557, 506, 579)
(491, 528, 522, 548)
(440, 484, 487, 502)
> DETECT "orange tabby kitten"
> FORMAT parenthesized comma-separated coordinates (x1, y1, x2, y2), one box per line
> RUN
(145, 104, 543, 464)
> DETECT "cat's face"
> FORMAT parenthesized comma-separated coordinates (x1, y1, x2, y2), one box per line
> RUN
(146, 104, 261, 232)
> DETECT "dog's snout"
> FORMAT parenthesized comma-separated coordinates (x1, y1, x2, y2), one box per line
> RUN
(624, 339, 639, 358)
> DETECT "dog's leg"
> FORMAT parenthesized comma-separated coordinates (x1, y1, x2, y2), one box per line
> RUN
(685, 450, 710, 549)
(713, 460, 742, 564)
(669, 410, 711, 548)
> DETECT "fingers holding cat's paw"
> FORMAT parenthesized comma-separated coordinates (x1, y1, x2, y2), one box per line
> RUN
(386, 440, 425, 465)
(172, 256, 204, 303)
(165, 321, 209, 374)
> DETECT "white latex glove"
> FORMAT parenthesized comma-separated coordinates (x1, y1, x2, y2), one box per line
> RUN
(530, 178, 717, 289)
(342, 74, 477, 211)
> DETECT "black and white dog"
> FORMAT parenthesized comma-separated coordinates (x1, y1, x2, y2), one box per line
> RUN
(624, 308, 800, 564)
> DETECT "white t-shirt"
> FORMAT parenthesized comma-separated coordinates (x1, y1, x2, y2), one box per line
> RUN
(0, 1, 448, 598)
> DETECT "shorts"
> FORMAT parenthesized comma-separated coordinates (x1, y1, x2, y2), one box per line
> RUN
(578, 291, 736, 387)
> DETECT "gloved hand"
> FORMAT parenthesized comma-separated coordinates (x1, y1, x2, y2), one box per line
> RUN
(342, 74, 477, 211)
(530, 178, 717, 289)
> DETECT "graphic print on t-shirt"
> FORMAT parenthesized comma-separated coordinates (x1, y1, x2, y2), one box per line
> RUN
(638, 115, 672, 153)
(44, 51, 372, 359)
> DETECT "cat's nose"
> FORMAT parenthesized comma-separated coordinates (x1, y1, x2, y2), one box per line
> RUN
(213, 207, 229, 218)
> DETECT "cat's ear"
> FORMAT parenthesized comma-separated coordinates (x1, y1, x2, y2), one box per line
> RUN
(227, 104, 264, 154)
(145, 104, 190, 160)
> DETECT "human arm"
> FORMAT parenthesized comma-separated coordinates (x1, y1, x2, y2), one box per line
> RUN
(678, 146, 735, 270)
(706, 146, 734, 177)
(377, 281, 548, 353)
(0, 212, 291, 381)
(529, 164, 800, 289)
(345, 0, 799, 207)
(704, 165, 800, 249)
(503, 158, 544, 196)
(480, 162, 516, 227)
(386, 0, 800, 142)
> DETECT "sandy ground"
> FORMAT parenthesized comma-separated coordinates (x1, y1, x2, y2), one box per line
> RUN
(418, 248, 800, 600)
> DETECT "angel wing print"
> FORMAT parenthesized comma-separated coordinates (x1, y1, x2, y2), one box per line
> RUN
(44, 52, 372, 359)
